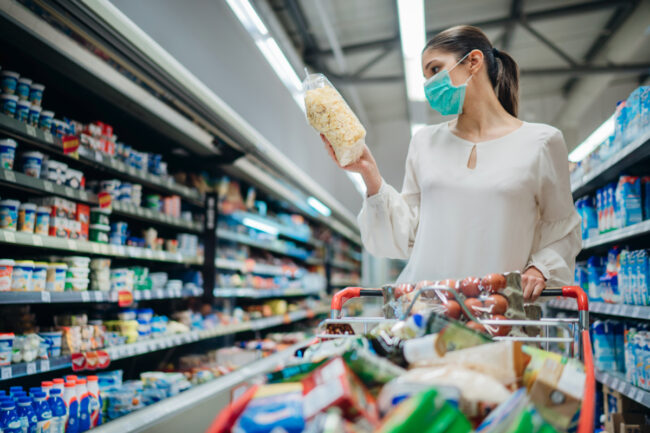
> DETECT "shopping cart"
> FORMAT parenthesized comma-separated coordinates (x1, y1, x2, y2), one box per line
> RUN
(320, 279, 595, 433)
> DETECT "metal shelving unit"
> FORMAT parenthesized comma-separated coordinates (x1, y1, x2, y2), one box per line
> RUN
(329, 260, 359, 271)
(582, 219, 650, 250)
(217, 229, 323, 264)
(0, 286, 203, 304)
(547, 298, 650, 320)
(215, 258, 303, 277)
(596, 370, 650, 409)
(213, 287, 321, 298)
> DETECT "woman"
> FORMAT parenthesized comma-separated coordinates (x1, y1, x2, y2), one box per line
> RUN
(322, 25, 581, 301)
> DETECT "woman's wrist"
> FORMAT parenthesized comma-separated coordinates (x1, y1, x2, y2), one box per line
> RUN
(361, 164, 382, 196)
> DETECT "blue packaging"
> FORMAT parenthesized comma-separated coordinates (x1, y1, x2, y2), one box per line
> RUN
(638, 250, 649, 306)
(1, 71, 19, 94)
(16, 100, 30, 123)
(587, 256, 605, 301)
(616, 175, 643, 227)
(233, 384, 304, 433)
(1, 94, 18, 117)
(611, 321, 625, 372)
(48, 389, 66, 433)
(592, 321, 617, 371)
(16, 78, 31, 101)
(1, 401, 23, 433)
(28, 84, 44, 106)
(17, 397, 37, 433)
(31, 391, 52, 432)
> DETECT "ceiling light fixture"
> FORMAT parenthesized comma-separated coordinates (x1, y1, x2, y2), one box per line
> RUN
(397, 0, 426, 103)
(307, 196, 332, 217)
(568, 114, 615, 162)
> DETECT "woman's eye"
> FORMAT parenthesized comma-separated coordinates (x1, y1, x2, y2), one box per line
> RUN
(432, 66, 440, 74)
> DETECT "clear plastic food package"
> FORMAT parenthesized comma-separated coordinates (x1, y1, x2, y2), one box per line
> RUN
(303, 73, 366, 166)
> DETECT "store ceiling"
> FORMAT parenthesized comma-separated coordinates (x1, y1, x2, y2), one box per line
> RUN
(268, 0, 650, 142)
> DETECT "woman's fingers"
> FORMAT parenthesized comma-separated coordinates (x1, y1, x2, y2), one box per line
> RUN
(522, 274, 546, 302)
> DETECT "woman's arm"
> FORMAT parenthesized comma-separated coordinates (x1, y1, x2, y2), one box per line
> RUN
(322, 134, 421, 259)
(524, 129, 582, 301)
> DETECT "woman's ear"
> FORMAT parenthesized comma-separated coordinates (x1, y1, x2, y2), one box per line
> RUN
(467, 49, 484, 74)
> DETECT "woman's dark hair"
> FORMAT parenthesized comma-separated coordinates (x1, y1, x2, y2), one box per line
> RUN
(424, 25, 519, 117)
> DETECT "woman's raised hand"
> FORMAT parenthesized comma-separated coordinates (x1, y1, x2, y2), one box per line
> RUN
(320, 134, 382, 196)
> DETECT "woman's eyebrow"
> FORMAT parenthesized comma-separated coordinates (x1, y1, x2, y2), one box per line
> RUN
(423, 59, 438, 70)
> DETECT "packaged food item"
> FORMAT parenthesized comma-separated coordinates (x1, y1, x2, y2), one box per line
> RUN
(89, 224, 110, 243)
(0, 199, 19, 230)
(233, 383, 305, 433)
(11, 260, 34, 291)
(0, 333, 14, 366)
(28, 104, 41, 126)
(0, 138, 17, 169)
(1, 94, 18, 117)
(15, 99, 30, 123)
(303, 73, 366, 166)
(18, 202, 36, 233)
(302, 357, 379, 425)
(38, 110, 53, 131)
(0, 259, 14, 291)
(90, 208, 110, 225)
(29, 83, 44, 106)
(41, 160, 67, 185)
(65, 169, 83, 190)
(15, 77, 31, 100)
(21, 151, 43, 178)
(35, 206, 50, 235)
(31, 262, 48, 291)
(1, 71, 19, 94)
(377, 388, 471, 433)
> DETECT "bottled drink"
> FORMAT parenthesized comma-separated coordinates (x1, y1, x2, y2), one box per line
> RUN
(9, 388, 23, 398)
(41, 382, 53, 399)
(31, 392, 52, 433)
(1, 401, 24, 433)
(28, 389, 41, 399)
(47, 389, 66, 433)
(75, 379, 89, 433)
(51, 380, 64, 395)
(85, 376, 101, 427)
(12, 392, 26, 401)
(62, 382, 78, 433)
(16, 397, 37, 433)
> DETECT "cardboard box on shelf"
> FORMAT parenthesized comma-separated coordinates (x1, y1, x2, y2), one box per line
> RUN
(604, 413, 648, 433)
(604, 385, 646, 415)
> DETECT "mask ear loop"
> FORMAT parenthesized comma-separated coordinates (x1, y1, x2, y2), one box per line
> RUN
(450, 51, 474, 85)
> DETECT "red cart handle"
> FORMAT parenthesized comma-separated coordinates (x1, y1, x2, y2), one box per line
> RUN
(330, 287, 382, 318)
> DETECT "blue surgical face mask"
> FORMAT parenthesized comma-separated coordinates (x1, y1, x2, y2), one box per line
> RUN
(424, 52, 473, 115)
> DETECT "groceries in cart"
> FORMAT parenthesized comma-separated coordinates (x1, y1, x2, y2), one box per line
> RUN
(209, 297, 591, 433)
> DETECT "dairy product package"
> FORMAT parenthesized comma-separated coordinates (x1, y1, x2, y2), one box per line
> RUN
(303, 73, 366, 166)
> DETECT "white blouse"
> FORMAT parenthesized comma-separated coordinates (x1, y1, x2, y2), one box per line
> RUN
(358, 121, 582, 286)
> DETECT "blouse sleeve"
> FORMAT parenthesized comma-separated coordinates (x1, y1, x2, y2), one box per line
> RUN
(527, 129, 582, 286)
(357, 142, 420, 259)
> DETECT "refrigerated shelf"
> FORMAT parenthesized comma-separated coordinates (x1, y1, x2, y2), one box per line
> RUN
(582, 219, 650, 250)
(547, 298, 650, 320)
(0, 286, 203, 304)
(596, 370, 650, 409)
(213, 287, 321, 298)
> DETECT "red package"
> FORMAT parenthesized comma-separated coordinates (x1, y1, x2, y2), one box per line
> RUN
(75, 204, 90, 239)
(302, 357, 379, 425)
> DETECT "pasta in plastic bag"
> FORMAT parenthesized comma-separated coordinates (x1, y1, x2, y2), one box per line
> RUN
(303, 73, 366, 166)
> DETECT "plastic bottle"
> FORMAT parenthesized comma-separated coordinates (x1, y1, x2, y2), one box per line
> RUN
(47, 389, 66, 433)
(62, 382, 78, 433)
(41, 382, 53, 399)
(8, 388, 22, 398)
(1, 401, 23, 433)
(51, 380, 64, 395)
(27, 389, 40, 399)
(74, 379, 89, 433)
(31, 392, 52, 433)
(85, 376, 101, 427)
(16, 397, 37, 433)
(11, 392, 26, 402)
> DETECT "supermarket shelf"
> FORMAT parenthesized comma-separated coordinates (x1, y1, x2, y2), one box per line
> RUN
(0, 229, 203, 265)
(547, 298, 650, 320)
(213, 287, 321, 298)
(0, 286, 203, 304)
(0, 308, 326, 383)
(330, 281, 361, 288)
(111, 201, 203, 233)
(228, 211, 322, 248)
(582, 220, 650, 250)
(596, 370, 650, 409)
(215, 258, 302, 277)
(89, 341, 308, 433)
(571, 130, 650, 197)
(329, 260, 359, 271)
(0, 114, 205, 206)
(217, 229, 323, 264)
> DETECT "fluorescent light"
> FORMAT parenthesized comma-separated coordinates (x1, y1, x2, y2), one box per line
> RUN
(307, 196, 332, 217)
(411, 123, 426, 136)
(225, 0, 268, 36)
(347, 172, 367, 196)
(568, 114, 615, 162)
(397, 0, 426, 102)
(255, 38, 302, 91)
(242, 217, 279, 235)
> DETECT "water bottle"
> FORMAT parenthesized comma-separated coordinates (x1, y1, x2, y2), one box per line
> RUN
(85, 376, 101, 427)
(16, 398, 37, 433)
(8, 389, 22, 399)
(31, 392, 52, 433)
(75, 380, 89, 433)
(47, 389, 66, 433)
(62, 382, 78, 433)
(1, 401, 23, 433)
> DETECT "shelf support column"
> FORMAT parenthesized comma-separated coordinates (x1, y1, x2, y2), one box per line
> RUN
(202, 193, 217, 304)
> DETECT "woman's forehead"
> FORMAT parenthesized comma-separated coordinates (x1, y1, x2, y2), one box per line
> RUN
(422, 48, 454, 68)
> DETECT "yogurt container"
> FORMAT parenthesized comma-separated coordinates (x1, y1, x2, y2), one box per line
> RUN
(63, 256, 90, 268)
(66, 267, 90, 280)
(31, 262, 48, 291)
(0, 259, 14, 292)
(11, 260, 34, 291)
(0, 138, 17, 169)
(38, 331, 62, 357)
(46, 263, 67, 292)
(65, 278, 89, 292)
(15, 99, 30, 123)
(89, 224, 110, 243)
(16, 78, 31, 101)
(65, 169, 83, 189)
(38, 110, 53, 130)
(0, 333, 14, 366)
(18, 202, 36, 233)
(0, 71, 19, 94)
(28, 104, 41, 126)
(21, 151, 43, 178)
(28, 83, 44, 106)
(1, 94, 18, 117)
(90, 208, 110, 225)
(0, 199, 20, 230)
(34, 206, 50, 235)
(42, 159, 67, 185)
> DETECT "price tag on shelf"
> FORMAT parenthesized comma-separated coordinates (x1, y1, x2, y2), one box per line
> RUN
(43, 182, 53, 192)
(26, 362, 36, 375)
(43, 132, 53, 144)
(143, 291, 152, 300)
(25, 124, 36, 136)
(40, 360, 50, 372)
(94, 292, 103, 302)
(91, 243, 100, 253)
(100, 244, 109, 254)
(67, 240, 77, 251)
(117, 246, 126, 256)
(135, 207, 144, 216)
(40, 292, 51, 303)
(32, 235, 43, 246)
(632, 306, 641, 318)
(128, 166, 136, 176)
(4, 231, 15, 243)
(145, 249, 153, 259)
(81, 292, 90, 302)
(3, 171, 15, 182)
(64, 187, 74, 197)
(94, 152, 103, 163)
(1, 367, 11, 380)
(613, 305, 624, 316)
(79, 191, 88, 201)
